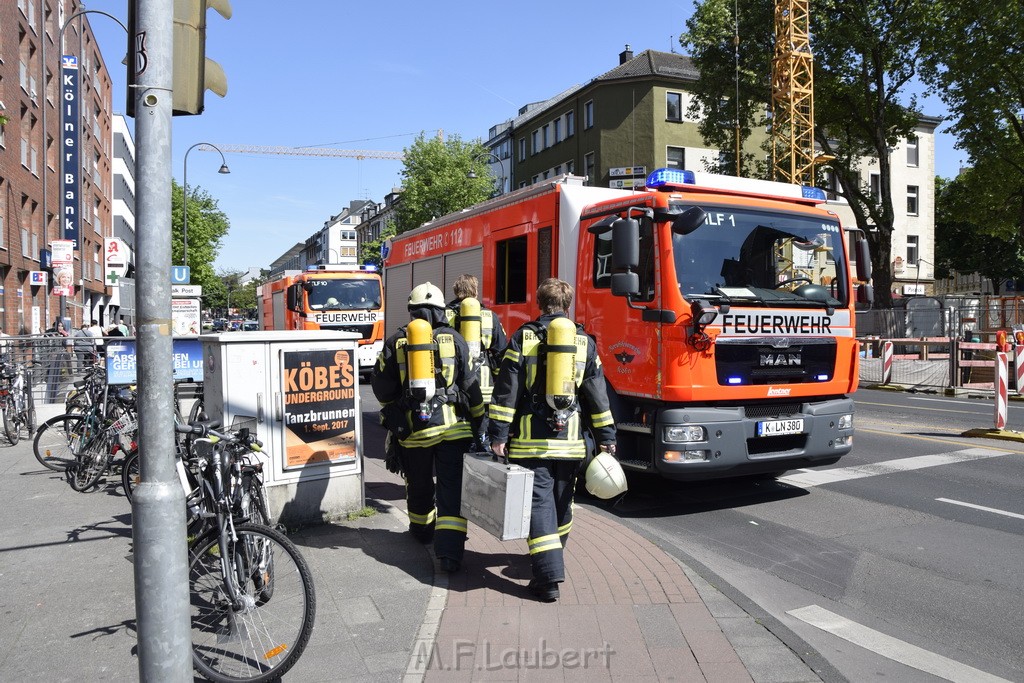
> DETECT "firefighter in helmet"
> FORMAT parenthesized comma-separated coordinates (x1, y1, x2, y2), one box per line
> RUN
(488, 278, 619, 602)
(444, 274, 507, 449)
(372, 282, 484, 573)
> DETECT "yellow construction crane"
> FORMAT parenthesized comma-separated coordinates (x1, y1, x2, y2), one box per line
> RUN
(770, 0, 819, 186)
(200, 144, 404, 160)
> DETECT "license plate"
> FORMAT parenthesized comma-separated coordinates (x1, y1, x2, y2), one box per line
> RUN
(757, 418, 804, 436)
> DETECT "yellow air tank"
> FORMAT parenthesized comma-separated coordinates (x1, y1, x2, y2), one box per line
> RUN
(459, 297, 482, 361)
(406, 317, 435, 412)
(545, 317, 577, 411)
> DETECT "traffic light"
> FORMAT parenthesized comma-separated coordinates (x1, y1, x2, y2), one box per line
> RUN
(172, 0, 231, 116)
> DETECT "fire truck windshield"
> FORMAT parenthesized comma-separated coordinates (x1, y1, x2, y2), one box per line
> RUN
(669, 205, 849, 307)
(307, 278, 382, 311)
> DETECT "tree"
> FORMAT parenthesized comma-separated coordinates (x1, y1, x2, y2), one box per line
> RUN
(395, 133, 495, 233)
(682, 0, 931, 307)
(934, 174, 1024, 290)
(171, 179, 231, 291)
(920, 1, 1024, 242)
(359, 220, 397, 270)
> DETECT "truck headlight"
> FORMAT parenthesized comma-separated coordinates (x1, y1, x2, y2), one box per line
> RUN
(664, 425, 706, 443)
(838, 414, 853, 429)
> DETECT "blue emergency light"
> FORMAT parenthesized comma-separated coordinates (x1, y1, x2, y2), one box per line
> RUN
(645, 167, 828, 202)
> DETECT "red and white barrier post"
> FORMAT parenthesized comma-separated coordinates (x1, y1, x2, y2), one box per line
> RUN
(882, 340, 893, 385)
(994, 351, 1008, 430)
(1015, 344, 1024, 394)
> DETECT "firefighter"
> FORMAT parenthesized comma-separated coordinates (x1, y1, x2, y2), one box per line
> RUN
(487, 278, 618, 602)
(445, 274, 507, 449)
(372, 282, 484, 573)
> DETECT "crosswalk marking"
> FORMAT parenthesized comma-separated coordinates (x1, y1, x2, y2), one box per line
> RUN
(936, 498, 1024, 520)
(788, 604, 1010, 683)
(777, 448, 1008, 488)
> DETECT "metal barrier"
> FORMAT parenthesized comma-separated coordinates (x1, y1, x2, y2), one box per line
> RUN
(858, 335, 1019, 393)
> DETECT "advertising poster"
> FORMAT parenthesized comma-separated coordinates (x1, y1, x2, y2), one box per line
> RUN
(282, 348, 357, 468)
(50, 239, 75, 297)
(172, 298, 201, 335)
(105, 338, 205, 384)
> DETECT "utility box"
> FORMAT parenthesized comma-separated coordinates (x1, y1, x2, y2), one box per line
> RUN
(201, 331, 364, 527)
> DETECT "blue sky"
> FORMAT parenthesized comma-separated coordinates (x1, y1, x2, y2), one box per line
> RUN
(86, 1, 961, 273)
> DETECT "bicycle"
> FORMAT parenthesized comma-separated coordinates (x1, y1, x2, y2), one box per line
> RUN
(175, 418, 315, 682)
(0, 357, 37, 445)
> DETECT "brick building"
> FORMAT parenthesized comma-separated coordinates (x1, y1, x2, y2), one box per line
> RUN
(0, 0, 114, 334)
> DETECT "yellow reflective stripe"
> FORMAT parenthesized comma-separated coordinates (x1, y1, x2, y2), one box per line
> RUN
(489, 404, 515, 422)
(396, 339, 409, 385)
(558, 521, 572, 537)
(591, 410, 614, 428)
(400, 421, 473, 448)
(469, 403, 485, 418)
(408, 508, 437, 525)
(528, 534, 562, 555)
(436, 516, 468, 533)
(504, 348, 521, 363)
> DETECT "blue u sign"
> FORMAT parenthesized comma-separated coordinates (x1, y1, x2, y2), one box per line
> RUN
(171, 266, 191, 284)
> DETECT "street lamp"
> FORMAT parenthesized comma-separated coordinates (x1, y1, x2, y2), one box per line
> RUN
(467, 151, 507, 196)
(914, 258, 934, 296)
(182, 143, 230, 267)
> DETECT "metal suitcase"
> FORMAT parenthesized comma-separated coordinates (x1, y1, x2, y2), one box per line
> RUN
(460, 454, 534, 541)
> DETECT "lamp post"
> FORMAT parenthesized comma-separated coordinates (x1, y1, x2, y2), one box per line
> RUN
(467, 151, 507, 196)
(182, 143, 230, 268)
(914, 258, 933, 297)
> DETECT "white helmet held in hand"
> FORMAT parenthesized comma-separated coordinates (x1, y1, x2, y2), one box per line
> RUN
(408, 282, 445, 309)
(585, 451, 628, 499)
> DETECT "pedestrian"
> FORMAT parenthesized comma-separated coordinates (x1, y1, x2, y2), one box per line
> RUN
(106, 317, 129, 338)
(371, 282, 484, 573)
(487, 278, 618, 602)
(45, 319, 71, 403)
(444, 274, 507, 450)
(86, 319, 105, 358)
(72, 323, 94, 370)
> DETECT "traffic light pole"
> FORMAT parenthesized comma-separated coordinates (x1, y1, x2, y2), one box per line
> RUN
(130, 0, 193, 680)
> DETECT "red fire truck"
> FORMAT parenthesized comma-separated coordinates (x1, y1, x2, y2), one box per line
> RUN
(383, 169, 872, 480)
(259, 265, 384, 373)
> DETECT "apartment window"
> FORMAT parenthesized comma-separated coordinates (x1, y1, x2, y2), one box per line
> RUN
(906, 235, 919, 266)
(566, 110, 575, 137)
(554, 119, 562, 144)
(531, 129, 540, 155)
(906, 135, 919, 167)
(584, 100, 594, 129)
(584, 152, 595, 185)
(667, 146, 685, 169)
(666, 92, 683, 122)
(94, 247, 101, 281)
(907, 185, 919, 215)
(542, 124, 550, 149)
(869, 173, 881, 204)
(518, 138, 526, 162)
(566, 160, 575, 174)
(21, 229, 29, 257)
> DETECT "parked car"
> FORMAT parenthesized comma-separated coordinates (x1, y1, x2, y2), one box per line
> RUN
(242, 321, 259, 331)
(212, 319, 227, 331)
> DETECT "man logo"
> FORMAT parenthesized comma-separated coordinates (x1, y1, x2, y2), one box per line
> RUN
(760, 352, 802, 367)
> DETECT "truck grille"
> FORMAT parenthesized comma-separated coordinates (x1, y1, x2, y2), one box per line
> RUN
(715, 338, 836, 386)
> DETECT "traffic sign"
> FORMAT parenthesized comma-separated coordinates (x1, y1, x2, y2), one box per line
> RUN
(171, 266, 191, 284)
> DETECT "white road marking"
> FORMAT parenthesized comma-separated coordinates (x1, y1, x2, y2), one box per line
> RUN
(788, 604, 1010, 683)
(778, 448, 1008, 488)
(936, 498, 1024, 520)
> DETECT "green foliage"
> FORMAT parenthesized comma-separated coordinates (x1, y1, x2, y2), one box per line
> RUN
(682, 0, 931, 307)
(395, 133, 495, 233)
(171, 179, 231, 292)
(934, 174, 1024, 289)
(359, 221, 397, 270)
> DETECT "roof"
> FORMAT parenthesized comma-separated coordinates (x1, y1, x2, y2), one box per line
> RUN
(592, 49, 699, 84)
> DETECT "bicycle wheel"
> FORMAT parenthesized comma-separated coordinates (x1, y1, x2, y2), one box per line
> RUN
(238, 473, 271, 526)
(33, 414, 86, 471)
(2, 400, 19, 445)
(25, 389, 37, 433)
(121, 449, 140, 501)
(189, 523, 315, 683)
(68, 432, 113, 492)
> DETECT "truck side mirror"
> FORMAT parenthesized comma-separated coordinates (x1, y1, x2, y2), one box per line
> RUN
(611, 217, 639, 270)
(287, 284, 301, 311)
(855, 238, 872, 282)
(671, 206, 708, 236)
(856, 283, 874, 305)
(611, 272, 640, 297)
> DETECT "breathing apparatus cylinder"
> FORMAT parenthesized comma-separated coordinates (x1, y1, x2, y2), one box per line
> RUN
(545, 317, 577, 429)
(406, 317, 435, 420)
(459, 297, 482, 362)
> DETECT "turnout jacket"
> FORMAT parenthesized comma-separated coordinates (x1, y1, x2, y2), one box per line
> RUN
(487, 313, 615, 459)
(445, 299, 508, 402)
(372, 322, 484, 448)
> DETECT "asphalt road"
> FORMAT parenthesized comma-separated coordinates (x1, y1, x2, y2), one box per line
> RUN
(599, 387, 1024, 682)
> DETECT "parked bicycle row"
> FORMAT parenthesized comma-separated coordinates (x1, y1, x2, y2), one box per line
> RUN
(26, 363, 316, 682)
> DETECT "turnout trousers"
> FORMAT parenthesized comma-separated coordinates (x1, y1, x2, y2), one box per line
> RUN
(521, 458, 582, 583)
(402, 437, 472, 562)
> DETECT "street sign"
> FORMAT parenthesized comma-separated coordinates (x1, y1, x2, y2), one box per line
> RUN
(171, 285, 203, 297)
(171, 266, 191, 284)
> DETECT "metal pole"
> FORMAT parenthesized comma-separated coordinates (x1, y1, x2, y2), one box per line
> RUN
(131, 0, 192, 679)
(182, 142, 230, 268)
